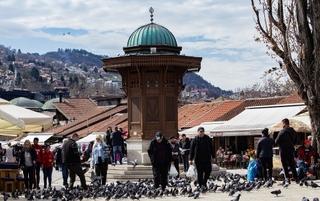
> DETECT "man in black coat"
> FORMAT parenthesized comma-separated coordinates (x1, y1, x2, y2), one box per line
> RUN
(190, 127, 214, 188)
(256, 128, 275, 180)
(62, 133, 87, 189)
(275, 118, 298, 184)
(148, 131, 172, 190)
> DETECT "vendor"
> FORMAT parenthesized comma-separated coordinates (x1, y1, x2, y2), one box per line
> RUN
(296, 139, 319, 178)
(5, 143, 16, 163)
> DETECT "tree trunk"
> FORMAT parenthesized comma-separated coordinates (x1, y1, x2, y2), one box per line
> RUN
(307, 103, 320, 154)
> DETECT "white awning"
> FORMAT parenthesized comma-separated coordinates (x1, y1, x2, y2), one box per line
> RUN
(211, 103, 306, 137)
(0, 104, 52, 128)
(20, 133, 54, 145)
(179, 121, 225, 137)
(77, 132, 106, 144)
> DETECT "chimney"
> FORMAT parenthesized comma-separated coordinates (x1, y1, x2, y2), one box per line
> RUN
(58, 90, 63, 103)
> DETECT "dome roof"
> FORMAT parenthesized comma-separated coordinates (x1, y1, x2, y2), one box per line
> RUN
(42, 98, 60, 110)
(10, 97, 43, 109)
(127, 23, 178, 48)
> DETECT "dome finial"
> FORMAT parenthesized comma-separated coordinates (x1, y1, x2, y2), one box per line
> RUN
(149, 7, 154, 23)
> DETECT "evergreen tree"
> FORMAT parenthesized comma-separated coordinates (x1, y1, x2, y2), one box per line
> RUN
(8, 63, 14, 72)
(30, 67, 40, 81)
(16, 72, 22, 86)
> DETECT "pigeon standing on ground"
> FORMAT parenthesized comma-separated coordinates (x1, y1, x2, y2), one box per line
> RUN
(129, 159, 138, 168)
(230, 194, 241, 201)
(271, 189, 281, 197)
(311, 181, 319, 188)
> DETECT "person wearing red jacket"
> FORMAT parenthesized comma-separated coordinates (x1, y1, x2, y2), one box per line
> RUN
(297, 140, 318, 166)
(42, 144, 54, 189)
(32, 137, 43, 189)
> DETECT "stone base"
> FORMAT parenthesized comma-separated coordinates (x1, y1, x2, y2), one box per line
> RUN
(126, 139, 151, 165)
(107, 164, 225, 180)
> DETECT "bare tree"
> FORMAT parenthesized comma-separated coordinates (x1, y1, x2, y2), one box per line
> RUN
(251, 0, 320, 152)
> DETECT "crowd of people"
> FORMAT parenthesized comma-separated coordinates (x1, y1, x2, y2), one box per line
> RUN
(0, 119, 319, 191)
(147, 118, 319, 190)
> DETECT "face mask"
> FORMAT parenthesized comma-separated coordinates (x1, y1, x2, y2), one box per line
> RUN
(156, 136, 161, 141)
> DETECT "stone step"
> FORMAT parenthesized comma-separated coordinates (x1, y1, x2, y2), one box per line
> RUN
(108, 170, 153, 175)
(108, 174, 154, 180)
(108, 165, 153, 171)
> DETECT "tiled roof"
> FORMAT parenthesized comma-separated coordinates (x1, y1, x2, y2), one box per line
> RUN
(50, 96, 293, 139)
(76, 113, 128, 138)
(178, 97, 285, 129)
(50, 106, 109, 134)
(53, 105, 127, 137)
(178, 100, 244, 129)
(278, 92, 304, 104)
(178, 102, 221, 129)
(54, 99, 97, 120)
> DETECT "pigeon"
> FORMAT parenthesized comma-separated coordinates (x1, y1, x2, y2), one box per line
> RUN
(193, 191, 200, 199)
(228, 189, 236, 196)
(313, 198, 319, 201)
(2, 192, 10, 201)
(230, 194, 241, 201)
(301, 197, 310, 201)
(130, 159, 138, 168)
(311, 181, 319, 188)
(271, 189, 281, 197)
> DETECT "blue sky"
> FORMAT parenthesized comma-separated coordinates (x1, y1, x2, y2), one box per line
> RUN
(0, 0, 277, 90)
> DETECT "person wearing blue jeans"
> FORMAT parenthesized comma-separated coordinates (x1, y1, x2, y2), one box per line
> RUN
(61, 163, 69, 187)
(113, 146, 123, 164)
(111, 127, 124, 164)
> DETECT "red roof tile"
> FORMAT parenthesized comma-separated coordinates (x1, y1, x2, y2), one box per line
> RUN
(54, 99, 97, 120)
(178, 100, 244, 129)
(278, 92, 304, 104)
(53, 105, 127, 137)
(76, 113, 128, 138)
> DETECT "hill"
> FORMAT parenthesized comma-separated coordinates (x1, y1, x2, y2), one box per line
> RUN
(0, 45, 232, 99)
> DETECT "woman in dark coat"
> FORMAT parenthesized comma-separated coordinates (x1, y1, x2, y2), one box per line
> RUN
(19, 140, 36, 190)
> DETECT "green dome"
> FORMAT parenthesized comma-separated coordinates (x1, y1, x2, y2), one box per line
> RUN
(10, 97, 43, 109)
(42, 98, 59, 110)
(127, 23, 178, 47)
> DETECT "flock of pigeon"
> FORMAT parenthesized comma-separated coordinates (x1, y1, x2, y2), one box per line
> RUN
(1, 173, 320, 201)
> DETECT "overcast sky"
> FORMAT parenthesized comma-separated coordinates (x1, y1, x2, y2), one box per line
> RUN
(0, 0, 277, 90)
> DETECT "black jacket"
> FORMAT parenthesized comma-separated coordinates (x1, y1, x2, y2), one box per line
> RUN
(111, 131, 124, 146)
(256, 136, 275, 158)
(105, 131, 112, 146)
(171, 143, 180, 161)
(179, 138, 191, 156)
(62, 138, 81, 164)
(148, 138, 172, 167)
(19, 148, 36, 168)
(275, 127, 297, 154)
(190, 135, 213, 163)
